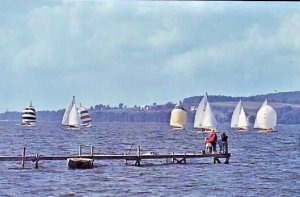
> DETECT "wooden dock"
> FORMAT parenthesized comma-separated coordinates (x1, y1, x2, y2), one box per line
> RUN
(0, 146, 231, 169)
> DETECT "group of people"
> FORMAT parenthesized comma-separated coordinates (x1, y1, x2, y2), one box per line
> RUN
(204, 130, 228, 154)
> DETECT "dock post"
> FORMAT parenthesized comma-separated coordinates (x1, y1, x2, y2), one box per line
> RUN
(183, 152, 187, 164)
(124, 153, 128, 165)
(22, 147, 26, 169)
(172, 152, 175, 164)
(225, 153, 230, 164)
(213, 157, 221, 164)
(90, 146, 94, 158)
(35, 152, 39, 169)
(135, 145, 141, 167)
(78, 145, 82, 157)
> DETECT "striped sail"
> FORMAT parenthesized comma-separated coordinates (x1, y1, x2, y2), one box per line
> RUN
(22, 101, 36, 124)
(78, 103, 92, 125)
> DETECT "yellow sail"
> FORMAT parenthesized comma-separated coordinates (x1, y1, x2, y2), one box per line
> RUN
(170, 109, 187, 128)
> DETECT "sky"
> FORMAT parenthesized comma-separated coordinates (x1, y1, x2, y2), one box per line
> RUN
(0, 1, 299, 112)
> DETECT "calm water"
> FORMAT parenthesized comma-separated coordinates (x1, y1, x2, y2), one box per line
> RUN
(0, 121, 299, 197)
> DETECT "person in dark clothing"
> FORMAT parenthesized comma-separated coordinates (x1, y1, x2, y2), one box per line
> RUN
(221, 132, 228, 153)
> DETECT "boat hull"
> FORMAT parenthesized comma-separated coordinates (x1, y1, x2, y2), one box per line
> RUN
(258, 128, 277, 133)
(22, 122, 35, 127)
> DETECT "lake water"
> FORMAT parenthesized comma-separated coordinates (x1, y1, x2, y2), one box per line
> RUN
(0, 121, 299, 196)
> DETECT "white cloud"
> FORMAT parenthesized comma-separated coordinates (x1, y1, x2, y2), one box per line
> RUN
(0, 1, 299, 110)
(277, 14, 300, 49)
(164, 13, 300, 77)
(12, 42, 54, 69)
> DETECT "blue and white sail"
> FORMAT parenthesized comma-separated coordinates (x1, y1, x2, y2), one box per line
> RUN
(22, 101, 36, 126)
(78, 103, 92, 127)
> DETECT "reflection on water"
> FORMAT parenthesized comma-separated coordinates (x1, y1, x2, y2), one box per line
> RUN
(0, 121, 299, 196)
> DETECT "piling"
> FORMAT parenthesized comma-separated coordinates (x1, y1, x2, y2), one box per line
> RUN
(22, 147, 26, 169)
(135, 145, 141, 167)
(35, 152, 39, 169)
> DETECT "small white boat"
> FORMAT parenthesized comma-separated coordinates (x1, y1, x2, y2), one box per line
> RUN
(67, 158, 94, 169)
(231, 100, 248, 131)
(254, 99, 277, 132)
(193, 93, 217, 132)
(21, 101, 36, 127)
(62, 96, 82, 130)
(170, 101, 187, 130)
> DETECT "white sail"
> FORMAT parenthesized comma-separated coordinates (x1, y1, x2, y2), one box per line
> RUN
(231, 100, 248, 130)
(61, 96, 75, 125)
(193, 94, 208, 128)
(170, 101, 187, 129)
(254, 99, 271, 129)
(238, 107, 248, 129)
(69, 102, 81, 127)
(201, 102, 217, 130)
(230, 100, 242, 128)
(170, 109, 187, 128)
(254, 104, 277, 130)
(262, 99, 268, 107)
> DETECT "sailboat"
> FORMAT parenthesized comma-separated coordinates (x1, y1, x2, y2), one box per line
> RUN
(78, 103, 93, 128)
(193, 93, 217, 132)
(254, 99, 277, 132)
(170, 101, 187, 130)
(21, 101, 36, 126)
(61, 96, 82, 130)
(231, 100, 248, 131)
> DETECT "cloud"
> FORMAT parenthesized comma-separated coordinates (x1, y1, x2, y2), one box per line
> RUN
(164, 13, 300, 76)
(0, 1, 299, 110)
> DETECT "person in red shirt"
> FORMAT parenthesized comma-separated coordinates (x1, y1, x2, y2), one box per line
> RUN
(207, 130, 217, 153)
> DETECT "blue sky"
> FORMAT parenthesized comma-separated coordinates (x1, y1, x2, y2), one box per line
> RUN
(0, 1, 299, 112)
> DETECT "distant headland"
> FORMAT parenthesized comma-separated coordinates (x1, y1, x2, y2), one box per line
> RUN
(1, 91, 300, 125)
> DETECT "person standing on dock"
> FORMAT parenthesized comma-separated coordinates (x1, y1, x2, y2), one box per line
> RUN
(204, 138, 212, 154)
(221, 132, 228, 153)
(207, 130, 217, 153)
